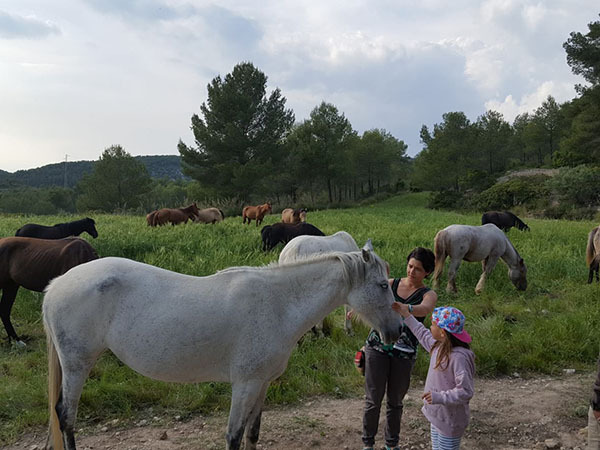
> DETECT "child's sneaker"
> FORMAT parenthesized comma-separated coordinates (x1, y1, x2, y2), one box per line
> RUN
(384, 446, 400, 450)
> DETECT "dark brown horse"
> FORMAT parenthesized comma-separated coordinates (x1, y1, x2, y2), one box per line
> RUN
(0, 237, 98, 345)
(242, 202, 272, 226)
(586, 225, 600, 283)
(152, 203, 200, 226)
(146, 211, 158, 226)
(481, 211, 529, 232)
(16, 217, 98, 239)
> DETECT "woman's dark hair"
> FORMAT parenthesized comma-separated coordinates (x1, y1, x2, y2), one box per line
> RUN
(407, 247, 435, 275)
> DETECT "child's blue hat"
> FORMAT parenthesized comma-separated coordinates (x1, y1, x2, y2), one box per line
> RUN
(432, 306, 472, 343)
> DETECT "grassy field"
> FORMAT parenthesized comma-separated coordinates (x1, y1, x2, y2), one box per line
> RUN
(1, 192, 599, 443)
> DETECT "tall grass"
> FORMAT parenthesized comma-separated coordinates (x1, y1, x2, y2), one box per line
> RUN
(1, 193, 598, 443)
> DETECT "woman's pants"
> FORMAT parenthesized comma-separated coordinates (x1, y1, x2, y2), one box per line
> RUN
(362, 346, 414, 448)
(589, 406, 600, 450)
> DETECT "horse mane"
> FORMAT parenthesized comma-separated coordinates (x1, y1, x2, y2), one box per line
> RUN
(219, 251, 376, 285)
(503, 211, 528, 230)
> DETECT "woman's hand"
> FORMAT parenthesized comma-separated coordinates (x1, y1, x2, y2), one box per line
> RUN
(391, 302, 410, 318)
(422, 392, 433, 404)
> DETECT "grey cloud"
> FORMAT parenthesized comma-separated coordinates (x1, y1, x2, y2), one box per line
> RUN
(0, 10, 60, 39)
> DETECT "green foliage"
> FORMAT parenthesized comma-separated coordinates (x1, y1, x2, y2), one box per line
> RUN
(0, 187, 76, 214)
(473, 176, 551, 210)
(179, 62, 295, 200)
(76, 145, 153, 212)
(1, 193, 599, 444)
(547, 165, 600, 207)
(563, 14, 600, 89)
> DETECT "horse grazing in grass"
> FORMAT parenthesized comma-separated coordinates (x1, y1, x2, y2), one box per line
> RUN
(0, 237, 98, 346)
(153, 203, 200, 226)
(586, 225, 600, 283)
(242, 202, 272, 226)
(481, 211, 529, 232)
(195, 207, 225, 224)
(16, 218, 98, 239)
(43, 241, 399, 450)
(281, 208, 307, 224)
(279, 231, 359, 335)
(433, 223, 527, 294)
(261, 222, 325, 251)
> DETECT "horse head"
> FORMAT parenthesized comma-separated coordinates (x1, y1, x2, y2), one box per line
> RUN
(85, 218, 99, 238)
(508, 258, 527, 290)
(298, 208, 307, 223)
(345, 240, 401, 345)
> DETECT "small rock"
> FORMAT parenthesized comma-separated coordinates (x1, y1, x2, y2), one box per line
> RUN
(159, 431, 168, 440)
(512, 372, 521, 378)
(544, 438, 560, 449)
(562, 368, 575, 375)
(28, 445, 39, 450)
(100, 426, 108, 432)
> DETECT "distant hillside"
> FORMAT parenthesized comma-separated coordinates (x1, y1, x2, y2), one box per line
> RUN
(0, 155, 187, 189)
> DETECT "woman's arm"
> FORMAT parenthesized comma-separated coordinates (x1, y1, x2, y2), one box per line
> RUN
(411, 290, 437, 318)
(392, 310, 436, 352)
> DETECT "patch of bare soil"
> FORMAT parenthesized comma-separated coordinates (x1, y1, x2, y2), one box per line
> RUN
(4, 373, 592, 450)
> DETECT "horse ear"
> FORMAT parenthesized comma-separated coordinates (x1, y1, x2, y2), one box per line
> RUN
(361, 248, 371, 262)
(363, 239, 374, 252)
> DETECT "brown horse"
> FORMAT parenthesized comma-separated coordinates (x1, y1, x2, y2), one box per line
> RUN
(153, 203, 200, 226)
(0, 237, 98, 345)
(195, 207, 225, 224)
(242, 202, 272, 226)
(145, 211, 158, 226)
(586, 226, 600, 283)
(281, 208, 307, 224)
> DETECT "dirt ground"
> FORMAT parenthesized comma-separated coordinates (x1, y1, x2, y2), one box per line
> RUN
(3, 372, 593, 450)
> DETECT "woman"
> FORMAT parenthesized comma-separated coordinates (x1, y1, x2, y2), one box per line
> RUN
(361, 247, 437, 450)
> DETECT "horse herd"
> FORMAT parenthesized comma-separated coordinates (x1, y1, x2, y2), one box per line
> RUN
(1, 205, 599, 450)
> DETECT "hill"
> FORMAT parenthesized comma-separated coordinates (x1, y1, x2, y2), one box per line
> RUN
(0, 155, 186, 189)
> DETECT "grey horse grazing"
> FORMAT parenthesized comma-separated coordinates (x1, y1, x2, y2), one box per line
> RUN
(43, 241, 400, 450)
(279, 231, 360, 335)
(432, 223, 527, 294)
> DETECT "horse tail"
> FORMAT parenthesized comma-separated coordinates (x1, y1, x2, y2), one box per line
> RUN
(46, 328, 64, 450)
(433, 230, 446, 282)
(586, 228, 598, 267)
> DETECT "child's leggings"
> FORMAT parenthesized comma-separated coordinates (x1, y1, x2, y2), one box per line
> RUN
(430, 424, 462, 450)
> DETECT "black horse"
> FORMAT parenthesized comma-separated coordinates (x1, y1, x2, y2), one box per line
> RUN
(481, 211, 529, 232)
(15, 217, 98, 239)
(261, 222, 325, 251)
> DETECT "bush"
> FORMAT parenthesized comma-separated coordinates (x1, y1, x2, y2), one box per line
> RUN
(473, 175, 551, 211)
(427, 189, 465, 210)
(546, 165, 600, 207)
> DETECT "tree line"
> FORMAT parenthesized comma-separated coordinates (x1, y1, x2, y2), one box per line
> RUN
(1, 14, 598, 216)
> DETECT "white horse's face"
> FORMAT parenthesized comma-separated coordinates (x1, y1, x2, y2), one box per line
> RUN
(508, 258, 527, 290)
(347, 242, 401, 345)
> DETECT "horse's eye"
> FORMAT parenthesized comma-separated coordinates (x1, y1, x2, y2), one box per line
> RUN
(380, 282, 388, 289)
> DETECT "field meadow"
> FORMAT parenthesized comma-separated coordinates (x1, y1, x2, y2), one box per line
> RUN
(1, 192, 599, 444)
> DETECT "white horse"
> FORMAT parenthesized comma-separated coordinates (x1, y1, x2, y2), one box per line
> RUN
(432, 223, 527, 294)
(279, 231, 360, 335)
(43, 242, 400, 450)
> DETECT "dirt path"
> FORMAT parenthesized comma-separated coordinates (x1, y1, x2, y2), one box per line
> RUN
(4, 373, 593, 450)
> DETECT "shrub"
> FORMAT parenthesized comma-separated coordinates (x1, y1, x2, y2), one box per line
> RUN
(427, 189, 465, 210)
(473, 175, 551, 211)
(546, 165, 600, 207)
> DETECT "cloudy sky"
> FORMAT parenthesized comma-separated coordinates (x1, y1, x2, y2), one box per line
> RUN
(0, 1, 596, 172)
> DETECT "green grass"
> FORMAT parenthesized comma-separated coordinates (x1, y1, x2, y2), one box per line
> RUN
(1, 192, 599, 443)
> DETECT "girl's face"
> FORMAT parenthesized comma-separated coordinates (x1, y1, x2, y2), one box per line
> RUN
(430, 322, 447, 341)
(406, 257, 429, 283)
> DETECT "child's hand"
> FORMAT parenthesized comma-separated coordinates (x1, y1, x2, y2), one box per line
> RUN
(391, 302, 409, 317)
(422, 392, 433, 404)
(346, 309, 354, 320)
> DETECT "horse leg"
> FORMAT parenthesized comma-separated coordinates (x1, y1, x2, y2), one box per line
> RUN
(226, 380, 269, 450)
(589, 267, 594, 284)
(446, 258, 461, 293)
(0, 283, 23, 345)
(475, 256, 499, 294)
(244, 382, 269, 450)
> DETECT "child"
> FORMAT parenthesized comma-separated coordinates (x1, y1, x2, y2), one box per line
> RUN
(392, 304, 475, 449)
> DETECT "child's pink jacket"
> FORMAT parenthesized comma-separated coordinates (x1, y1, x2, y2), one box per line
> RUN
(404, 315, 475, 437)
